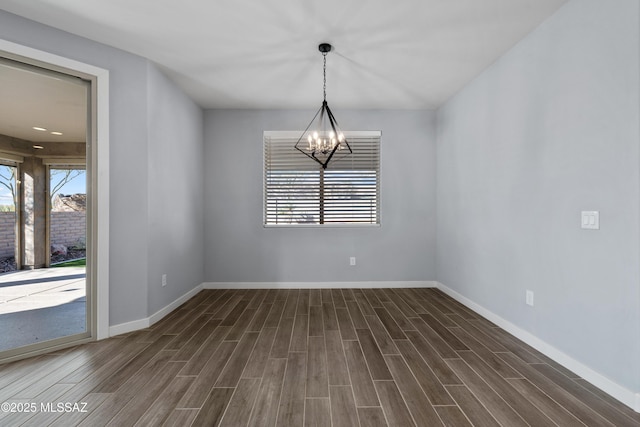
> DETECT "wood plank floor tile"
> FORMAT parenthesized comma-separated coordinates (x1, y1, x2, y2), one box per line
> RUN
(353, 289, 375, 316)
(346, 300, 368, 329)
(445, 385, 500, 427)
(178, 325, 230, 375)
(283, 289, 300, 318)
(248, 289, 268, 309)
(533, 363, 637, 427)
(264, 300, 285, 328)
(331, 289, 347, 308)
(574, 379, 640, 423)
(321, 289, 332, 304)
(215, 331, 260, 387)
(190, 387, 235, 426)
(44, 392, 110, 427)
(343, 339, 379, 407)
(310, 289, 322, 306)
(322, 302, 339, 331)
(297, 289, 310, 315)
(248, 358, 287, 427)
(382, 289, 417, 317)
(1, 288, 634, 427)
(134, 375, 194, 426)
(211, 293, 243, 320)
(507, 378, 585, 427)
(435, 405, 473, 427)
(418, 313, 468, 351)
(384, 354, 445, 425)
(336, 307, 357, 340)
(409, 317, 458, 359)
(342, 289, 355, 302)
(91, 334, 175, 393)
(165, 313, 211, 350)
(450, 329, 521, 378)
(329, 385, 360, 427)
(276, 352, 307, 427)
(448, 313, 507, 351)
(374, 380, 416, 427)
(225, 308, 258, 340)
(374, 307, 406, 339)
(357, 407, 389, 427)
(171, 318, 222, 362)
(242, 327, 278, 378)
(355, 328, 393, 380)
(309, 305, 324, 337)
(269, 316, 295, 358)
(362, 288, 383, 308)
(365, 315, 399, 355)
(497, 352, 617, 427)
(394, 339, 453, 405)
(403, 330, 462, 385)
(382, 301, 416, 331)
(390, 289, 424, 315)
(103, 361, 186, 426)
(307, 336, 329, 398)
(446, 358, 529, 427)
(305, 398, 331, 427)
(457, 351, 555, 426)
(162, 409, 199, 427)
(325, 330, 351, 386)
(177, 341, 237, 408)
(248, 302, 273, 332)
(219, 377, 261, 426)
(290, 314, 309, 352)
(466, 318, 543, 363)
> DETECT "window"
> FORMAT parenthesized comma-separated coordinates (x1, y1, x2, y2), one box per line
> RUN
(264, 131, 380, 226)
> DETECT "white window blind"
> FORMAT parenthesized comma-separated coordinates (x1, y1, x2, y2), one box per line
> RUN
(264, 131, 380, 226)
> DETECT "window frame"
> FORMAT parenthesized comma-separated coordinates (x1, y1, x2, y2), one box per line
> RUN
(263, 130, 381, 228)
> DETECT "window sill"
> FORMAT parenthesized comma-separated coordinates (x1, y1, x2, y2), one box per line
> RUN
(264, 223, 381, 229)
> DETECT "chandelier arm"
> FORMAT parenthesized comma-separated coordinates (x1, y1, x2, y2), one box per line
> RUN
(294, 104, 326, 168)
(324, 103, 352, 154)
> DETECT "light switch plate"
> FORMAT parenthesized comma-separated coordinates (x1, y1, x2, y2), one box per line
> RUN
(581, 211, 599, 230)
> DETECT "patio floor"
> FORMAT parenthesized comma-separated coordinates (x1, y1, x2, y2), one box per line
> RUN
(0, 267, 86, 352)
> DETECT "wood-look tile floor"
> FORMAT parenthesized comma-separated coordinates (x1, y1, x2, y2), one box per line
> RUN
(0, 288, 638, 426)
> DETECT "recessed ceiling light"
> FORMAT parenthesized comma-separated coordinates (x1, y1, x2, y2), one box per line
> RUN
(50, 131, 63, 136)
(33, 145, 44, 149)
(32, 126, 47, 132)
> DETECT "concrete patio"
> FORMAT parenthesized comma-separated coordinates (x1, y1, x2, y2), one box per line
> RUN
(0, 266, 86, 352)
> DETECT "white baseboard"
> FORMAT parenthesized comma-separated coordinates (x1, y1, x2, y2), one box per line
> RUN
(108, 284, 204, 337)
(436, 281, 640, 413)
(109, 318, 149, 337)
(203, 281, 436, 289)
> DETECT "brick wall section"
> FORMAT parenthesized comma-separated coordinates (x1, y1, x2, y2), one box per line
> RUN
(0, 212, 15, 258)
(0, 211, 85, 259)
(50, 211, 85, 247)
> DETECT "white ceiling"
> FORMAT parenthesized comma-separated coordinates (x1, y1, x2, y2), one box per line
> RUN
(0, 0, 567, 112)
(0, 61, 87, 143)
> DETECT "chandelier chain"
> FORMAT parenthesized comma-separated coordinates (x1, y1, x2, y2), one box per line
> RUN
(323, 52, 327, 102)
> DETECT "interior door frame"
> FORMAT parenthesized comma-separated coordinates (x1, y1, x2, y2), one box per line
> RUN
(0, 39, 110, 359)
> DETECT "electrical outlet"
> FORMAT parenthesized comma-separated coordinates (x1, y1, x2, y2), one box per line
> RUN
(162, 274, 167, 287)
(581, 211, 599, 230)
(350, 257, 356, 266)
(526, 290, 534, 306)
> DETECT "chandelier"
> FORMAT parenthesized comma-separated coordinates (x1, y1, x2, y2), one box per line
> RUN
(295, 43, 352, 169)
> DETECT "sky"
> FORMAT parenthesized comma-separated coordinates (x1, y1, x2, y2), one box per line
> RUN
(0, 165, 85, 207)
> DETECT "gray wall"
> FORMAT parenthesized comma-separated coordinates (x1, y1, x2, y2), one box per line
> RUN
(146, 63, 204, 315)
(204, 109, 436, 283)
(0, 11, 204, 325)
(436, 0, 640, 392)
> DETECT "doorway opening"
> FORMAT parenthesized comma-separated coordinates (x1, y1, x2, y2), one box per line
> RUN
(0, 57, 92, 355)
